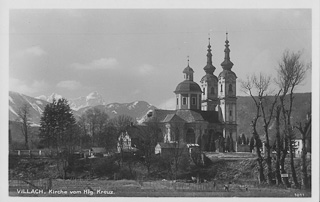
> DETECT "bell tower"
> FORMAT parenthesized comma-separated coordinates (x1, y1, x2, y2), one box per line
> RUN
(218, 32, 237, 150)
(200, 37, 219, 111)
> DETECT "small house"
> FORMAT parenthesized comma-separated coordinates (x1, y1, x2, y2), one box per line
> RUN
(89, 147, 107, 157)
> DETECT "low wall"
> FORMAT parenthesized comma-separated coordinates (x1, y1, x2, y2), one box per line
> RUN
(236, 145, 251, 152)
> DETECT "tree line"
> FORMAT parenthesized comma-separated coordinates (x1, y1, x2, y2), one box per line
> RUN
(38, 100, 134, 152)
(240, 49, 311, 189)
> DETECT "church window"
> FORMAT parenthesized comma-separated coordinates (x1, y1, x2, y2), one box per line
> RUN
(182, 97, 187, 105)
(192, 97, 196, 105)
(229, 84, 233, 92)
(211, 87, 215, 95)
(203, 88, 205, 95)
(221, 84, 223, 92)
(230, 110, 232, 117)
(176, 98, 178, 105)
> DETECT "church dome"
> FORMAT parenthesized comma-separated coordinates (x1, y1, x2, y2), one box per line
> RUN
(174, 80, 202, 94)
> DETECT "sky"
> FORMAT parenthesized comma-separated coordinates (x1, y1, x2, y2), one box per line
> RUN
(9, 9, 312, 109)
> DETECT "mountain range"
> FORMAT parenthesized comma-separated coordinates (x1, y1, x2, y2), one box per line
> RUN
(9, 91, 156, 125)
(8, 91, 311, 148)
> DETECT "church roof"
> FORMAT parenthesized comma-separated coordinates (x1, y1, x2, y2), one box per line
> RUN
(144, 109, 220, 124)
(174, 80, 202, 93)
(162, 114, 186, 123)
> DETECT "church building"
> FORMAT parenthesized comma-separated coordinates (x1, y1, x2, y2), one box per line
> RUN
(140, 33, 238, 152)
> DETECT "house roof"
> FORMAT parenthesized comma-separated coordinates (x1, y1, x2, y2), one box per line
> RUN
(91, 147, 106, 153)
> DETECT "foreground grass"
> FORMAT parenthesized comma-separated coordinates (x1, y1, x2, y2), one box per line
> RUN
(9, 179, 311, 197)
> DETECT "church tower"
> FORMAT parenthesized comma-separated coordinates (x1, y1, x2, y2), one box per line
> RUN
(200, 37, 219, 111)
(174, 58, 202, 110)
(218, 33, 237, 147)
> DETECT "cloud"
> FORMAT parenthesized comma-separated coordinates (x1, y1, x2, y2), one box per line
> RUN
(158, 97, 176, 110)
(9, 77, 48, 94)
(70, 58, 118, 70)
(23, 46, 47, 56)
(138, 64, 155, 75)
(57, 80, 82, 90)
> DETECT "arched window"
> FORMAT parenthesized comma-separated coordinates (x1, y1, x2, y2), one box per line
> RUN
(221, 84, 223, 92)
(203, 88, 205, 95)
(229, 84, 233, 92)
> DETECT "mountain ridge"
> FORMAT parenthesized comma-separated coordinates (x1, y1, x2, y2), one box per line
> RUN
(9, 91, 157, 124)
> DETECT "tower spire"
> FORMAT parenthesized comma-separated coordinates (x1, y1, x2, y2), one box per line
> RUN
(221, 32, 233, 70)
(203, 35, 216, 75)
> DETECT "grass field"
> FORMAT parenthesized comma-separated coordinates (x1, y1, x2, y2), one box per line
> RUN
(9, 179, 311, 197)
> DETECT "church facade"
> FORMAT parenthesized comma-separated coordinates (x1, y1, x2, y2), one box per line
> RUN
(142, 33, 238, 152)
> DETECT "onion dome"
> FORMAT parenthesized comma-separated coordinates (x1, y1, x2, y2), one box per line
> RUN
(203, 37, 216, 75)
(220, 32, 234, 71)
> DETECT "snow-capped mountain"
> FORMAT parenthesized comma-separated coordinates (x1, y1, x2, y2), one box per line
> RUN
(73, 100, 157, 121)
(9, 91, 157, 125)
(68, 91, 106, 111)
(9, 91, 50, 126)
(36, 93, 63, 103)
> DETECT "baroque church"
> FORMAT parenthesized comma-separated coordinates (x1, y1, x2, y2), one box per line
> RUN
(128, 33, 238, 153)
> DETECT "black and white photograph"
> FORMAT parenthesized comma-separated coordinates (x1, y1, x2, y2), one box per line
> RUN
(1, 0, 319, 200)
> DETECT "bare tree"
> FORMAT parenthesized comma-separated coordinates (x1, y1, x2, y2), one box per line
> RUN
(17, 104, 31, 149)
(295, 114, 311, 190)
(240, 74, 266, 183)
(276, 49, 309, 188)
(260, 89, 281, 185)
(274, 105, 283, 185)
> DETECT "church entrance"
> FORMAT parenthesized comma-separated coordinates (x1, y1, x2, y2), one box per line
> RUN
(186, 128, 195, 144)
